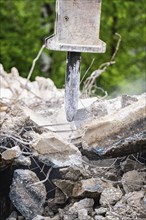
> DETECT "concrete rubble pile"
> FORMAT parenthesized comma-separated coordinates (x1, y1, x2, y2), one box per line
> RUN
(0, 65, 146, 220)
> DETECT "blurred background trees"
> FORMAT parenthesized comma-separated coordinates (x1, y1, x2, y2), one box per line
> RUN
(0, 0, 145, 96)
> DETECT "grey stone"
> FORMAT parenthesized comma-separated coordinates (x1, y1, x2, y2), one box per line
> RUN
(53, 179, 75, 198)
(94, 215, 106, 220)
(32, 132, 82, 167)
(72, 178, 111, 198)
(32, 216, 51, 220)
(69, 198, 94, 213)
(59, 166, 90, 181)
(14, 154, 31, 166)
(95, 207, 107, 215)
(6, 211, 18, 220)
(100, 186, 122, 207)
(9, 169, 46, 220)
(122, 170, 144, 193)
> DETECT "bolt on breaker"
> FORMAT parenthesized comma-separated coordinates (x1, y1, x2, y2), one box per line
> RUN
(45, 0, 106, 122)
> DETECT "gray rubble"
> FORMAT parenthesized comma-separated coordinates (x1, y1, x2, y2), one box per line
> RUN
(9, 169, 47, 220)
(0, 67, 146, 220)
(31, 132, 82, 167)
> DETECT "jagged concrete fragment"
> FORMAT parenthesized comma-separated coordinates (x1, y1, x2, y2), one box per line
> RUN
(72, 178, 111, 198)
(9, 169, 46, 220)
(112, 191, 146, 219)
(79, 95, 146, 159)
(53, 179, 75, 198)
(59, 198, 94, 220)
(2, 146, 21, 160)
(14, 155, 31, 166)
(100, 186, 123, 207)
(59, 166, 90, 181)
(32, 132, 82, 167)
(122, 170, 144, 193)
(95, 207, 107, 215)
(6, 211, 18, 220)
(32, 216, 52, 220)
(68, 198, 94, 218)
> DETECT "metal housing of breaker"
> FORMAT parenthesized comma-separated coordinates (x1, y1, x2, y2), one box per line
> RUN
(46, 0, 106, 53)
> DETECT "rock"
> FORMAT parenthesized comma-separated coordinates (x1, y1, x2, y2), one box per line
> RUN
(9, 169, 46, 220)
(80, 96, 146, 156)
(124, 191, 145, 207)
(6, 211, 18, 220)
(32, 132, 82, 167)
(72, 178, 111, 198)
(121, 94, 138, 108)
(2, 146, 22, 160)
(14, 155, 31, 166)
(94, 207, 107, 215)
(59, 166, 90, 181)
(100, 186, 122, 207)
(121, 158, 145, 173)
(54, 188, 67, 204)
(122, 170, 144, 192)
(68, 198, 94, 219)
(105, 215, 120, 220)
(21, 106, 55, 132)
(0, 63, 4, 74)
(111, 191, 146, 220)
(32, 216, 51, 220)
(11, 67, 19, 76)
(94, 215, 106, 220)
(78, 209, 92, 220)
(113, 191, 146, 219)
(53, 179, 75, 198)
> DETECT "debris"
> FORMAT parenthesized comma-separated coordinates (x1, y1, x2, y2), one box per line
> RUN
(100, 186, 123, 207)
(94, 207, 107, 215)
(68, 198, 94, 218)
(6, 211, 18, 220)
(0, 68, 146, 219)
(9, 169, 46, 220)
(1, 146, 22, 161)
(72, 178, 111, 198)
(53, 179, 75, 198)
(122, 170, 144, 192)
(14, 155, 31, 166)
(32, 132, 82, 167)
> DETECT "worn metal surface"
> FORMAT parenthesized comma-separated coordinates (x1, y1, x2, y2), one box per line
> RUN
(45, 0, 106, 121)
(46, 0, 106, 53)
(65, 52, 81, 122)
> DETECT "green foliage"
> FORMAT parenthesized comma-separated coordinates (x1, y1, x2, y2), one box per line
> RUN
(0, 0, 145, 95)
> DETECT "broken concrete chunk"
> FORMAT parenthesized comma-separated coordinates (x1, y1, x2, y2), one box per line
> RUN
(94, 215, 106, 220)
(9, 169, 46, 220)
(2, 146, 22, 160)
(122, 170, 144, 193)
(72, 178, 111, 198)
(6, 211, 18, 220)
(32, 132, 82, 167)
(78, 209, 90, 220)
(113, 191, 146, 219)
(121, 94, 138, 108)
(125, 191, 145, 207)
(14, 155, 31, 166)
(81, 96, 146, 148)
(59, 166, 90, 181)
(69, 198, 94, 214)
(100, 186, 123, 207)
(53, 179, 75, 198)
(95, 207, 107, 215)
(54, 188, 67, 204)
(32, 216, 51, 220)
